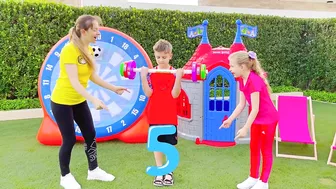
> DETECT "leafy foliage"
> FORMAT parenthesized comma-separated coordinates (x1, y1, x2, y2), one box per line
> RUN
(0, 1, 335, 102)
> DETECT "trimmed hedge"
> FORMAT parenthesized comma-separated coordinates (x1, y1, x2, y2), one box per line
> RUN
(0, 1, 335, 101)
(0, 98, 41, 110)
(272, 86, 336, 103)
(0, 87, 334, 111)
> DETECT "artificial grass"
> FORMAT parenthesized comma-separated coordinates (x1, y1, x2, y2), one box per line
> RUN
(0, 101, 335, 189)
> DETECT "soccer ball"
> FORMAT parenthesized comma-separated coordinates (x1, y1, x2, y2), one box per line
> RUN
(92, 45, 102, 58)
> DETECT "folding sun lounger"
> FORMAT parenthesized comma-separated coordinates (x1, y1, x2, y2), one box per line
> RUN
(327, 133, 336, 166)
(275, 95, 318, 161)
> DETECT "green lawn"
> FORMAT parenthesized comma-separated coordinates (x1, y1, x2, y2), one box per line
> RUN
(0, 101, 335, 189)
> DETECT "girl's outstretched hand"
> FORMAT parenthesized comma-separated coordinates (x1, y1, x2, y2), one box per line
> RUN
(219, 119, 232, 129)
(234, 127, 248, 140)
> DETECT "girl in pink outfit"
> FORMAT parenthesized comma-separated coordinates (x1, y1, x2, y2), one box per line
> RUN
(219, 51, 279, 189)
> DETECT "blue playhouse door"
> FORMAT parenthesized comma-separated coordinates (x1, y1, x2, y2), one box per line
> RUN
(203, 66, 237, 142)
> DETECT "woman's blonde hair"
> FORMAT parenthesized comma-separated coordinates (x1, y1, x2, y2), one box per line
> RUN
(68, 15, 103, 70)
(229, 51, 272, 95)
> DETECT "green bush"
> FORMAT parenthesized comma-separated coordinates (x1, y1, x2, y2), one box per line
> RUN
(304, 90, 336, 103)
(0, 98, 41, 110)
(272, 86, 302, 93)
(0, 1, 335, 101)
(0, 87, 334, 111)
(272, 86, 336, 103)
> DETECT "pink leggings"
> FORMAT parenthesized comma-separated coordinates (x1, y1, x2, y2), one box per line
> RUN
(249, 122, 277, 183)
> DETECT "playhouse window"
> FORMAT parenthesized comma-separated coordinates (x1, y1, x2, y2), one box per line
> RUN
(177, 89, 191, 119)
(208, 76, 230, 112)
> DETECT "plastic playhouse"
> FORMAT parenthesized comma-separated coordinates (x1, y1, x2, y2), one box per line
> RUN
(177, 19, 258, 147)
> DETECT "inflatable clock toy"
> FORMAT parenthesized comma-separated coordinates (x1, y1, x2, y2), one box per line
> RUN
(37, 27, 152, 145)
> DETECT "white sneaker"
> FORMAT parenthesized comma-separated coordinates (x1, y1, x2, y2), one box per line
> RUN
(87, 167, 115, 182)
(60, 173, 81, 189)
(237, 176, 258, 189)
(251, 180, 269, 189)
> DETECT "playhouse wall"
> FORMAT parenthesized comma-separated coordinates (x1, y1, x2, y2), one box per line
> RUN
(177, 80, 204, 141)
(235, 82, 251, 144)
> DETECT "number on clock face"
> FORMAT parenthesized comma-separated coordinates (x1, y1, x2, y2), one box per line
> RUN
(106, 126, 112, 133)
(121, 120, 126, 127)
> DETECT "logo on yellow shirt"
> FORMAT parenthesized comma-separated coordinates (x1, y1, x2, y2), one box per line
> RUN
(78, 55, 87, 64)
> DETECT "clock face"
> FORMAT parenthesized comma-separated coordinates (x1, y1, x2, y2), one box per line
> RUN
(39, 27, 151, 138)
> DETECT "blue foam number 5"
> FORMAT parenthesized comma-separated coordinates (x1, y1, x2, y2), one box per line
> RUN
(146, 125, 179, 176)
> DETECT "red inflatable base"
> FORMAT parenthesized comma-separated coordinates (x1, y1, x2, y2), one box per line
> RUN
(36, 115, 62, 146)
(37, 113, 149, 146)
(195, 138, 236, 148)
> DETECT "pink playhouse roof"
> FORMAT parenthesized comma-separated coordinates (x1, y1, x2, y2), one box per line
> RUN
(182, 45, 231, 80)
(182, 19, 248, 81)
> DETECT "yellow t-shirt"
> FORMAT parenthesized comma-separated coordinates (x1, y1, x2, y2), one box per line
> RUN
(51, 42, 94, 105)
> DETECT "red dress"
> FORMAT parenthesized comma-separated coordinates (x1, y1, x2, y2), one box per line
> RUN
(146, 67, 178, 126)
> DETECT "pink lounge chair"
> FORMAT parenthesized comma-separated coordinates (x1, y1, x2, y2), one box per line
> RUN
(275, 95, 317, 160)
(327, 133, 336, 166)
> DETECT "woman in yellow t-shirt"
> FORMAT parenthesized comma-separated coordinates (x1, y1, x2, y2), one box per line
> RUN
(50, 15, 129, 189)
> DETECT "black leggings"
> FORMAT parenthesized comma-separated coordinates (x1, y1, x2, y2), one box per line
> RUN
(51, 100, 98, 176)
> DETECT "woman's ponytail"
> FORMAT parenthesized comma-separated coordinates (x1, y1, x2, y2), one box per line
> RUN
(68, 15, 99, 71)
